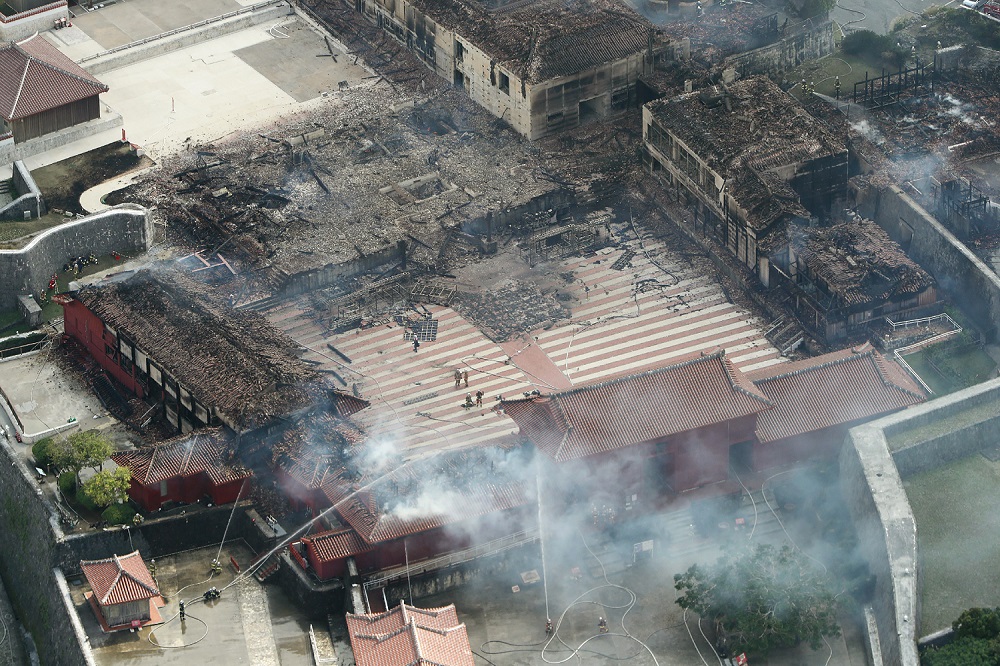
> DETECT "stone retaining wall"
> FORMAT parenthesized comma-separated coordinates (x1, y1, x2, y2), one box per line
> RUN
(0, 204, 151, 309)
(841, 377, 1000, 666)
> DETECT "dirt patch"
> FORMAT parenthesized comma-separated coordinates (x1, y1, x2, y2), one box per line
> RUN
(30, 142, 153, 213)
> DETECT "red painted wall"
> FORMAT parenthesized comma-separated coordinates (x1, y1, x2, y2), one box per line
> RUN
(306, 505, 535, 581)
(752, 427, 844, 472)
(62, 299, 144, 398)
(127, 474, 245, 512)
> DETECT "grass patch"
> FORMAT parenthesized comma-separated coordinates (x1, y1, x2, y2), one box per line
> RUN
(0, 212, 78, 248)
(30, 142, 150, 214)
(787, 52, 898, 101)
(900, 337, 996, 396)
(0, 309, 32, 336)
(905, 455, 1000, 635)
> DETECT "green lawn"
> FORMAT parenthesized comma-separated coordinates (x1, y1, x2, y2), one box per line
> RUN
(905, 455, 1000, 635)
(903, 343, 997, 396)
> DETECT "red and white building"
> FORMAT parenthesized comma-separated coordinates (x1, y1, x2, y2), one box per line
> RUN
(291, 445, 534, 582)
(111, 431, 252, 512)
(746, 343, 925, 471)
(503, 349, 774, 497)
(504, 346, 925, 506)
(59, 270, 319, 436)
(346, 601, 475, 666)
(80, 551, 165, 632)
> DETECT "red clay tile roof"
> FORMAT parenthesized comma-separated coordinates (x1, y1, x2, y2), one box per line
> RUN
(334, 445, 532, 545)
(747, 343, 925, 443)
(347, 602, 475, 666)
(81, 551, 159, 606)
(302, 528, 371, 563)
(503, 350, 773, 461)
(0, 34, 107, 121)
(111, 432, 252, 486)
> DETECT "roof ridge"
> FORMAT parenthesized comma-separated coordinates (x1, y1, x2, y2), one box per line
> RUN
(720, 353, 774, 406)
(7, 39, 106, 120)
(356, 623, 411, 641)
(143, 445, 159, 484)
(8, 55, 30, 123)
(511, 349, 728, 403)
(14, 37, 107, 89)
(410, 617, 423, 661)
(179, 434, 198, 475)
(752, 349, 868, 384)
(870, 352, 926, 400)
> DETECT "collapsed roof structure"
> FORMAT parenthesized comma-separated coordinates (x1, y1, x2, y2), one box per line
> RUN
(309, 0, 658, 139)
(643, 76, 848, 291)
(768, 218, 938, 341)
(61, 269, 323, 434)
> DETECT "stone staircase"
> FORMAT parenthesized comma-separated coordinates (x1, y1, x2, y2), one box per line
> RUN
(0, 179, 14, 208)
(765, 317, 806, 357)
(254, 554, 282, 583)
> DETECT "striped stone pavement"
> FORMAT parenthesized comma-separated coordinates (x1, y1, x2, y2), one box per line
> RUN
(268, 303, 536, 457)
(529, 241, 787, 387)
(266, 235, 787, 456)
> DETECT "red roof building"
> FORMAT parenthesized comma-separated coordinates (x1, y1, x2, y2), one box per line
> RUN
(346, 602, 474, 666)
(0, 34, 108, 142)
(60, 270, 320, 436)
(80, 551, 165, 632)
(293, 445, 535, 581)
(111, 431, 251, 512)
(503, 350, 773, 493)
(747, 343, 925, 470)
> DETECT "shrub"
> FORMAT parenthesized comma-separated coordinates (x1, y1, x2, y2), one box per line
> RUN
(842, 30, 892, 58)
(102, 504, 137, 526)
(32, 437, 53, 468)
(76, 490, 98, 513)
(57, 471, 75, 496)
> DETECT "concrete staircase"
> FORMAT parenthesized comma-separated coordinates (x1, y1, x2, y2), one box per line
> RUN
(0, 179, 15, 209)
(765, 317, 806, 356)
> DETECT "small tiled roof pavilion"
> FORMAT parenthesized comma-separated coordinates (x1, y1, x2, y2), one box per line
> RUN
(346, 601, 475, 666)
(80, 550, 164, 632)
(0, 34, 108, 142)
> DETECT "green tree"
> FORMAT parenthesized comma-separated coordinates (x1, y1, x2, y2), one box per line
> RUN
(31, 437, 54, 468)
(81, 467, 131, 508)
(674, 543, 841, 658)
(955, 608, 1000, 640)
(50, 430, 113, 485)
(921, 636, 1000, 666)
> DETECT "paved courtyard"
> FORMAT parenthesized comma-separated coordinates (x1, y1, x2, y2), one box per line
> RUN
(74, 542, 314, 666)
(69, 0, 249, 50)
(418, 497, 868, 666)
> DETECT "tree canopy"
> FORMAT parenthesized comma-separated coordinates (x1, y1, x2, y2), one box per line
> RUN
(50, 430, 113, 481)
(81, 467, 132, 508)
(921, 608, 1000, 666)
(674, 543, 841, 658)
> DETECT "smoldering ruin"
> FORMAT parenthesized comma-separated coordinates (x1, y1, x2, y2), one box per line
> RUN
(9, 0, 1000, 664)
